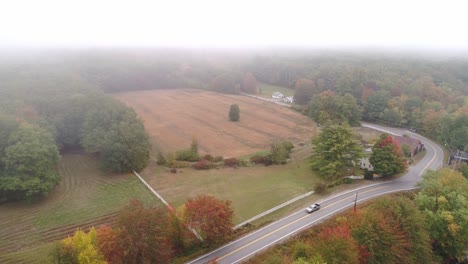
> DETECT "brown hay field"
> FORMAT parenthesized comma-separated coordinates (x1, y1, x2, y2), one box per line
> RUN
(114, 89, 317, 158)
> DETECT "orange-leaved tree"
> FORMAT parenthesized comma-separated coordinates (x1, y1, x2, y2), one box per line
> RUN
(184, 195, 234, 246)
(96, 200, 173, 264)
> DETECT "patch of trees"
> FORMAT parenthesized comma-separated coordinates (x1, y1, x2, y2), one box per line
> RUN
(369, 134, 407, 177)
(245, 168, 467, 264)
(310, 124, 363, 182)
(51, 195, 234, 263)
(0, 75, 150, 202)
(245, 194, 434, 264)
(250, 53, 467, 150)
(415, 169, 468, 262)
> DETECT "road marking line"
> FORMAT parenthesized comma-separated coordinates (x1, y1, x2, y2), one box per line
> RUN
(218, 213, 310, 260)
(218, 185, 388, 261)
(231, 186, 421, 264)
(418, 142, 437, 177)
(186, 183, 390, 264)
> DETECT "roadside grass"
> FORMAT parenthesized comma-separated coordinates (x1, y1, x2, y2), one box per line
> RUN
(0, 154, 158, 264)
(142, 144, 318, 224)
(257, 82, 295, 99)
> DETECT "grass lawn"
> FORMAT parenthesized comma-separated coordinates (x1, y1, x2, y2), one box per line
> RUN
(142, 145, 320, 224)
(0, 154, 158, 264)
(257, 82, 295, 99)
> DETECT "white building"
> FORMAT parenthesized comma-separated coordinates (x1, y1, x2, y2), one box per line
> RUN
(272, 92, 284, 99)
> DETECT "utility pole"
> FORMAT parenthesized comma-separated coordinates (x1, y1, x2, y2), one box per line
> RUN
(354, 192, 358, 212)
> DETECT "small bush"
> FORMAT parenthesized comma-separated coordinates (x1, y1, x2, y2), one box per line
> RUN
(213, 156, 224, 162)
(193, 160, 212, 170)
(238, 159, 249, 167)
(342, 177, 353, 184)
(175, 149, 199, 162)
(250, 155, 273, 166)
(314, 183, 327, 193)
(170, 168, 177, 173)
(250, 155, 266, 164)
(364, 169, 374, 180)
(156, 151, 167, 165)
(224, 158, 239, 167)
(202, 154, 214, 162)
(170, 160, 191, 168)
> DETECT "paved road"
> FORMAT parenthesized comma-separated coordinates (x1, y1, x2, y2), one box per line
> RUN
(187, 123, 444, 264)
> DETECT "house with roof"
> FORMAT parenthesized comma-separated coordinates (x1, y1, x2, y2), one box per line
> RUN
(272, 92, 284, 99)
(283, 96, 294, 103)
(358, 148, 374, 171)
(392, 135, 424, 158)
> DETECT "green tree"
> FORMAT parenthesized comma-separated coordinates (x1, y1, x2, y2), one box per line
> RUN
(270, 140, 294, 164)
(415, 169, 468, 261)
(100, 117, 150, 173)
(308, 91, 361, 126)
(310, 124, 363, 181)
(0, 123, 60, 201)
(369, 134, 406, 177)
(363, 91, 389, 121)
(81, 100, 150, 173)
(229, 104, 240, 121)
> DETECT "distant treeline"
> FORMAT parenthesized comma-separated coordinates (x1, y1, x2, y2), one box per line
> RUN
(0, 49, 467, 201)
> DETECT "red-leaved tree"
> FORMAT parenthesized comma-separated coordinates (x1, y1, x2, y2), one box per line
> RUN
(184, 195, 234, 246)
(96, 200, 173, 264)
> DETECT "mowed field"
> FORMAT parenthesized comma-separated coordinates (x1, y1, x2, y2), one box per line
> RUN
(114, 89, 316, 158)
(0, 154, 158, 263)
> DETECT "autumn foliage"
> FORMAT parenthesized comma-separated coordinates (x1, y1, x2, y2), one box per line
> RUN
(244, 195, 434, 264)
(370, 134, 407, 177)
(184, 195, 234, 245)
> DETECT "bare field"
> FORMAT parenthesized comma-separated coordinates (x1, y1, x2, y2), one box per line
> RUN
(114, 89, 317, 157)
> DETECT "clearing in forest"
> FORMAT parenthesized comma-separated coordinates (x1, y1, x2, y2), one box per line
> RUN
(114, 89, 316, 158)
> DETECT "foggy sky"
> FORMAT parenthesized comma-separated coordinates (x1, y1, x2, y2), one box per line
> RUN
(1, 0, 467, 50)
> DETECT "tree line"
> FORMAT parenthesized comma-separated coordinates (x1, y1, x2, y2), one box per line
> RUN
(0, 70, 150, 202)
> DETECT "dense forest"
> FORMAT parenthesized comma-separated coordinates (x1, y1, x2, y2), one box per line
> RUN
(0, 49, 467, 202)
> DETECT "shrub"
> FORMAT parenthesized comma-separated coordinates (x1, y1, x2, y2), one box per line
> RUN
(314, 183, 327, 193)
(224, 158, 239, 167)
(229, 104, 240, 121)
(250, 155, 266, 164)
(193, 160, 212, 170)
(213, 156, 224, 162)
(202, 154, 214, 162)
(364, 169, 374, 180)
(175, 149, 199, 162)
(342, 177, 353, 184)
(156, 151, 167, 165)
(270, 140, 294, 164)
(250, 155, 273, 166)
(170, 160, 191, 168)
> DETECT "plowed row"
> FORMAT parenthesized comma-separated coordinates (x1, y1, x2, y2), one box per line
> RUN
(0, 154, 156, 263)
(114, 89, 316, 157)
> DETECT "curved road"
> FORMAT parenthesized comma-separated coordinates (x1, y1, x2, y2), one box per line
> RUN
(187, 123, 444, 264)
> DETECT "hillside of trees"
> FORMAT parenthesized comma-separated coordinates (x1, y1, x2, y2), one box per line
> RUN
(246, 168, 467, 264)
(0, 62, 150, 202)
(1, 49, 467, 202)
